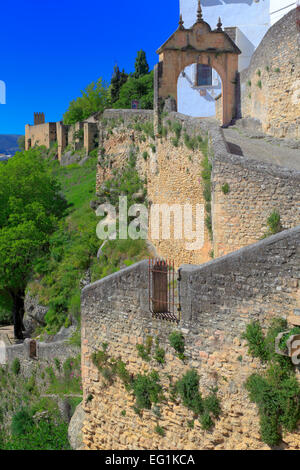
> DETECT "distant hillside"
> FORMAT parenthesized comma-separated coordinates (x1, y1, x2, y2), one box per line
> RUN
(0, 134, 22, 155)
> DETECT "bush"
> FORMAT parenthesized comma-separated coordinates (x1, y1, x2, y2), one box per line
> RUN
(132, 371, 163, 410)
(221, 183, 230, 194)
(263, 210, 283, 238)
(242, 321, 268, 362)
(176, 369, 203, 415)
(11, 409, 34, 436)
(169, 331, 185, 359)
(154, 425, 165, 437)
(243, 319, 300, 446)
(11, 358, 21, 375)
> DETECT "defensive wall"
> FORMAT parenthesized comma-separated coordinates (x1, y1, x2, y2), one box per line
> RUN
(95, 109, 300, 266)
(240, 9, 300, 139)
(81, 225, 300, 450)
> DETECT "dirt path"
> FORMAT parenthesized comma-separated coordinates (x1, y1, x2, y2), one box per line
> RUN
(223, 127, 300, 171)
(0, 325, 14, 345)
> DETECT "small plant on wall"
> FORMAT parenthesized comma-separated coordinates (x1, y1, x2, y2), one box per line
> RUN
(262, 210, 283, 238)
(221, 183, 230, 194)
(243, 318, 300, 446)
(169, 330, 185, 360)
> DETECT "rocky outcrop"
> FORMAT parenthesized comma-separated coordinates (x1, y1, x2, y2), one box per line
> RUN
(68, 402, 85, 450)
(23, 291, 49, 335)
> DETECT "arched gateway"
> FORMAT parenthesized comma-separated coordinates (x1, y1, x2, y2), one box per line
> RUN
(154, 1, 241, 126)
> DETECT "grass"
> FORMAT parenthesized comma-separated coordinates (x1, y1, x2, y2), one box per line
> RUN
(29, 146, 148, 335)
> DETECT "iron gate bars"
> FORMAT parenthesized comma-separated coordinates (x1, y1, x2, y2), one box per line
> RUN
(148, 258, 179, 323)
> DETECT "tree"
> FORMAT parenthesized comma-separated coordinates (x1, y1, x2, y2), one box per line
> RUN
(110, 65, 128, 104)
(0, 149, 67, 339)
(63, 78, 109, 125)
(133, 50, 149, 79)
(113, 71, 154, 110)
(17, 136, 25, 151)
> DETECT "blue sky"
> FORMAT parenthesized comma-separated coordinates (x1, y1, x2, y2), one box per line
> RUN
(0, 0, 179, 135)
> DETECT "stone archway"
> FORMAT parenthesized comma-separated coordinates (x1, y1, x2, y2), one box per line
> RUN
(154, 1, 240, 126)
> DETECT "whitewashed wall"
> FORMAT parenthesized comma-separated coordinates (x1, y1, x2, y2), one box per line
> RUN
(177, 65, 221, 117)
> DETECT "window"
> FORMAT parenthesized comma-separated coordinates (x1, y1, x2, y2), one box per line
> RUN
(196, 64, 212, 86)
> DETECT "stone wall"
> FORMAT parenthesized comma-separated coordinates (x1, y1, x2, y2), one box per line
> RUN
(3, 340, 80, 377)
(96, 110, 300, 265)
(96, 111, 215, 266)
(25, 122, 57, 150)
(240, 9, 300, 139)
(212, 151, 300, 258)
(81, 227, 300, 450)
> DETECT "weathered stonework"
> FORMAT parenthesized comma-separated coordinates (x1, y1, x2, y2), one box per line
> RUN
(96, 111, 300, 266)
(81, 226, 300, 450)
(240, 9, 300, 140)
(212, 152, 300, 258)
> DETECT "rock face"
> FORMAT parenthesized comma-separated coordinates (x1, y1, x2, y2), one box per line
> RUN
(23, 292, 49, 335)
(60, 151, 86, 166)
(68, 402, 85, 450)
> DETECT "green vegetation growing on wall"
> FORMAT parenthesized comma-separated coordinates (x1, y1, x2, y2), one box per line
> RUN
(169, 330, 185, 360)
(262, 210, 283, 239)
(0, 355, 81, 449)
(201, 141, 213, 240)
(243, 319, 300, 446)
(90, 342, 221, 432)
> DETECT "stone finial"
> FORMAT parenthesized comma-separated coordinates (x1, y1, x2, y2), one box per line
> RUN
(178, 14, 185, 30)
(197, 0, 203, 22)
(217, 17, 223, 32)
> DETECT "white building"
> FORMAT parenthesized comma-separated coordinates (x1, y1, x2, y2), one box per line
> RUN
(178, 0, 297, 117)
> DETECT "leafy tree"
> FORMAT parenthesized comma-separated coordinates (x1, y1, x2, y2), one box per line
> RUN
(110, 65, 128, 104)
(0, 149, 67, 339)
(133, 50, 149, 79)
(113, 71, 154, 110)
(63, 78, 109, 125)
(17, 135, 25, 151)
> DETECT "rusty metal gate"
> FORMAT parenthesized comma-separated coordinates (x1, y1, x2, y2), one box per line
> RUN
(148, 258, 179, 323)
(29, 339, 37, 359)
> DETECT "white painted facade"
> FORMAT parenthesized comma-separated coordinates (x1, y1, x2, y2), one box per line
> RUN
(178, 0, 297, 117)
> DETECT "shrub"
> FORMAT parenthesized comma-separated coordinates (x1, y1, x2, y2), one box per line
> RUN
(92, 348, 109, 371)
(136, 336, 153, 362)
(244, 319, 300, 446)
(132, 371, 163, 410)
(242, 321, 268, 362)
(154, 425, 165, 437)
(199, 411, 213, 430)
(171, 121, 182, 140)
(221, 183, 230, 194)
(266, 210, 282, 235)
(11, 409, 34, 436)
(203, 392, 221, 418)
(154, 341, 165, 365)
(257, 80, 262, 89)
(11, 358, 21, 376)
(176, 369, 203, 415)
(279, 327, 300, 352)
(169, 331, 185, 359)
